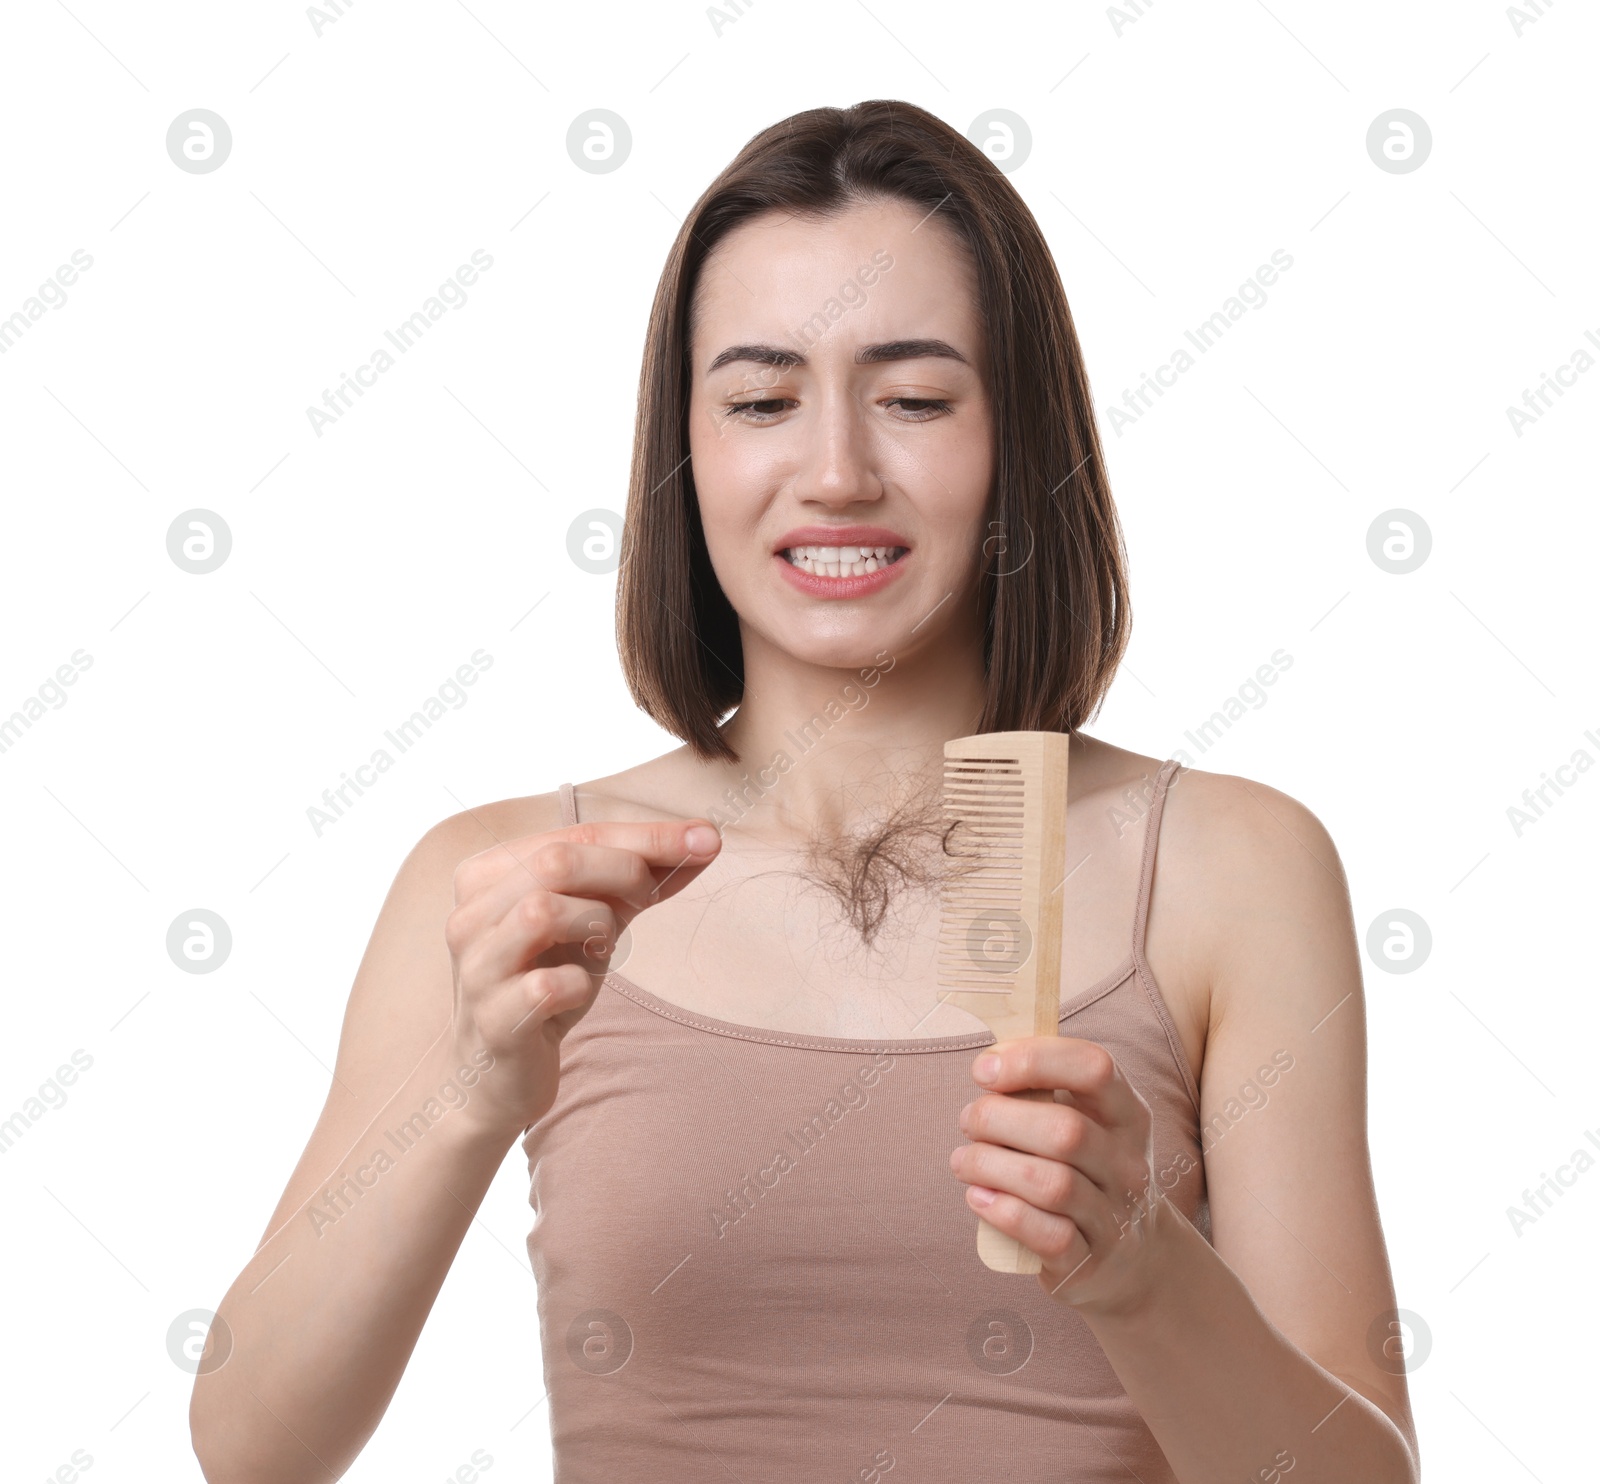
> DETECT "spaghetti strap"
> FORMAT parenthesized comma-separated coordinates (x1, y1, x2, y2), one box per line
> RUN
(558, 781, 578, 828)
(1131, 759, 1183, 963)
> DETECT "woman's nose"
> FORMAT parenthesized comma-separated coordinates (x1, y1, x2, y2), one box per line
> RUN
(794, 396, 880, 505)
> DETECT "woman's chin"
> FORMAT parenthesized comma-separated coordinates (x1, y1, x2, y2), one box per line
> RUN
(737, 628, 898, 675)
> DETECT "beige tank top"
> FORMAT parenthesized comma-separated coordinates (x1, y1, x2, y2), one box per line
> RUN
(520, 757, 1207, 1481)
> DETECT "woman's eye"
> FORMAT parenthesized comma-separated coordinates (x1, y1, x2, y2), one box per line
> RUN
(886, 397, 952, 420)
(726, 399, 790, 421)
(725, 396, 952, 423)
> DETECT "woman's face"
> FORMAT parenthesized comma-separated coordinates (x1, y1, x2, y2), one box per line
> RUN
(686, 197, 994, 671)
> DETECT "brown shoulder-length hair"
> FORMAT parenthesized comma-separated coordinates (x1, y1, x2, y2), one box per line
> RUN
(616, 98, 1130, 766)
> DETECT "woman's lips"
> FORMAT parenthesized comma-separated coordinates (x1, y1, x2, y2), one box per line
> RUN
(773, 546, 912, 598)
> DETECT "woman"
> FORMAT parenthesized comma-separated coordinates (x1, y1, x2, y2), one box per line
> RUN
(191, 100, 1419, 1483)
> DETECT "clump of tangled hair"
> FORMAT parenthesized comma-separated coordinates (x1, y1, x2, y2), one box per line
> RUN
(691, 751, 997, 972)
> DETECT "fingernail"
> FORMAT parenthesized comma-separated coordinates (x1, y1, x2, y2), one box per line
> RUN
(685, 824, 720, 855)
(968, 1186, 996, 1207)
(973, 1054, 1000, 1084)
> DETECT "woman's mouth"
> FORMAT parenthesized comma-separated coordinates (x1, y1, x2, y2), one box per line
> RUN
(780, 544, 909, 578)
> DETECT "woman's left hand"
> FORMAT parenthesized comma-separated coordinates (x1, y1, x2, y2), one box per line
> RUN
(947, 1035, 1168, 1315)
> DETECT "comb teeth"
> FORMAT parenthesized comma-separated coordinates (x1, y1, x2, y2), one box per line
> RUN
(938, 755, 1032, 991)
(935, 732, 1070, 1031)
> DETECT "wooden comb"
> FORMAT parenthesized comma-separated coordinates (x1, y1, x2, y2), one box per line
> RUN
(937, 730, 1070, 1275)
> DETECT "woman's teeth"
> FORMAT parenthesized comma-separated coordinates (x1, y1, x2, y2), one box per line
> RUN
(782, 544, 906, 577)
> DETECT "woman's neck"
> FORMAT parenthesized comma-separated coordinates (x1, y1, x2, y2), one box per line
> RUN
(709, 631, 989, 850)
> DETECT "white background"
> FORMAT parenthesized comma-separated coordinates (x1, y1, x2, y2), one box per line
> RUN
(1, 1, 1595, 1479)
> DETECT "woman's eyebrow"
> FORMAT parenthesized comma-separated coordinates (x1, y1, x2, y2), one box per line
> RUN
(706, 338, 970, 374)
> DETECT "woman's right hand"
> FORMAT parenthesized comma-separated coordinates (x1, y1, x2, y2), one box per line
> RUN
(442, 815, 722, 1139)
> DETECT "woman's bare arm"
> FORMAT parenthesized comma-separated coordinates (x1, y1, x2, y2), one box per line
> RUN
(189, 796, 723, 1483)
(188, 802, 548, 1483)
(1082, 771, 1420, 1482)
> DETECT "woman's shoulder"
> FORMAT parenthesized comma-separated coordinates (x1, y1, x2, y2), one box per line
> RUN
(559, 748, 718, 826)
(1074, 732, 1341, 883)
(1157, 755, 1346, 902)
(1078, 736, 1349, 1072)
(389, 792, 565, 903)
(418, 750, 696, 864)
(1144, 751, 1351, 1037)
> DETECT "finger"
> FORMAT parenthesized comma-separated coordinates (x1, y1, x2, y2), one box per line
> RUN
(495, 961, 597, 1042)
(959, 1096, 1129, 1198)
(457, 824, 721, 939)
(456, 817, 721, 910)
(448, 849, 640, 958)
(489, 838, 683, 926)
(470, 889, 621, 985)
(951, 1134, 1117, 1244)
(960, 1178, 1092, 1275)
(972, 1036, 1145, 1128)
